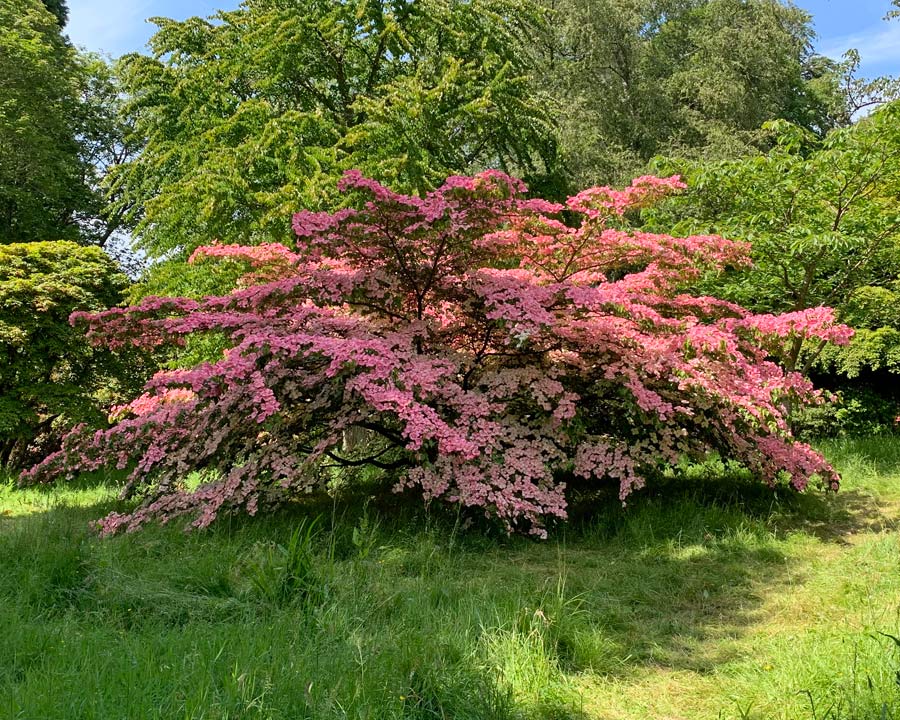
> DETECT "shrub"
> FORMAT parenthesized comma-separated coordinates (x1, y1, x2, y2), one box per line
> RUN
(24, 172, 851, 536)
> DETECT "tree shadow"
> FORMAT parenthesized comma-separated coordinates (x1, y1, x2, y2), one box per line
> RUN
(479, 510, 789, 678)
(473, 467, 900, 682)
(771, 488, 900, 544)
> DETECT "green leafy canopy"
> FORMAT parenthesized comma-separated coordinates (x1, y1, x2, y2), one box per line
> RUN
(648, 101, 900, 375)
(0, 0, 131, 246)
(110, 0, 560, 260)
(530, 0, 862, 188)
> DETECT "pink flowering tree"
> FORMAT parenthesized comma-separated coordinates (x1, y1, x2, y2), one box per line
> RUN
(23, 171, 851, 536)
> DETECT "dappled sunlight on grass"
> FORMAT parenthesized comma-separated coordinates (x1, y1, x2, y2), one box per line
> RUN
(0, 476, 115, 518)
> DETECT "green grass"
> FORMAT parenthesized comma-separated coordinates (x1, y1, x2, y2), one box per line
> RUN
(1, 438, 899, 720)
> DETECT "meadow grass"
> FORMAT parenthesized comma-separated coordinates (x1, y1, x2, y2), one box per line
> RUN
(1, 437, 898, 720)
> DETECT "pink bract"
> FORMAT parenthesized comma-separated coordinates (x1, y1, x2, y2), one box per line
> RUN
(24, 170, 849, 536)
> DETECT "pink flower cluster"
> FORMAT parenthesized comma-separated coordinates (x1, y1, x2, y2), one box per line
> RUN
(24, 170, 848, 536)
(109, 388, 197, 421)
(733, 307, 855, 346)
(566, 175, 688, 218)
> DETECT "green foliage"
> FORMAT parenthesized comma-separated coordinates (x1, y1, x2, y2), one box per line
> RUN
(110, 0, 558, 260)
(821, 50, 900, 124)
(793, 383, 900, 439)
(241, 517, 322, 605)
(535, 0, 854, 188)
(813, 285, 900, 380)
(39, 0, 67, 26)
(73, 53, 142, 247)
(0, 242, 129, 467)
(648, 101, 900, 374)
(816, 327, 900, 379)
(0, 0, 83, 242)
(799, 280, 900, 437)
(0, 0, 130, 246)
(126, 253, 246, 304)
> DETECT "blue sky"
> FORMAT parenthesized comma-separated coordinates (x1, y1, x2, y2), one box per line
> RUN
(66, 0, 900, 78)
(65, 0, 240, 57)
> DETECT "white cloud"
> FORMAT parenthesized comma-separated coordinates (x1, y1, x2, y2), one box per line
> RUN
(66, 0, 153, 56)
(819, 20, 900, 71)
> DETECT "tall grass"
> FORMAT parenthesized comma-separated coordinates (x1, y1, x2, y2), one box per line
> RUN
(1, 438, 898, 719)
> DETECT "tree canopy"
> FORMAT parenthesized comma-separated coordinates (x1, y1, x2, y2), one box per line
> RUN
(0, 0, 128, 246)
(0, 0, 82, 242)
(108, 0, 559, 259)
(536, 0, 869, 188)
(40, 0, 67, 26)
(103, 0, 900, 272)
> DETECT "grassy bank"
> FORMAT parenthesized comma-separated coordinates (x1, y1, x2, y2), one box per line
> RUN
(2, 437, 899, 719)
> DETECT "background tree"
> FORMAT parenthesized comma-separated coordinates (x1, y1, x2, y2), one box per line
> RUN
(648, 103, 900, 373)
(72, 53, 141, 248)
(0, 0, 129, 246)
(0, 242, 131, 468)
(107, 0, 559, 261)
(533, 0, 875, 189)
(0, 0, 83, 242)
(817, 50, 900, 125)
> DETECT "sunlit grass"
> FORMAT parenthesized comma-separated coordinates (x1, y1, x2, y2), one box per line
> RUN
(1, 438, 898, 719)
(0, 474, 114, 518)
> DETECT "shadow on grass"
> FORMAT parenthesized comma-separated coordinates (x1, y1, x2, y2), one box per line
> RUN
(775, 488, 900, 544)
(0, 485, 785, 675)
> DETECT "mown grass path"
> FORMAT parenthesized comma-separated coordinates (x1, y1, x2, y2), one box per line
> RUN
(2, 437, 898, 720)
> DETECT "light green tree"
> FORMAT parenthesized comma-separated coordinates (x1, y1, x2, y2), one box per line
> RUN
(647, 102, 900, 376)
(108, 0, 559, 259)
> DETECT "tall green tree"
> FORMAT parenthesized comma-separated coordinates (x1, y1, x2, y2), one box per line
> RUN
(0, 0, 129, 245)
(0, 0, 82, 242)
(109, 0, 559, 259)
(534, 0, 865, 188)
(74, 53, 142, 248)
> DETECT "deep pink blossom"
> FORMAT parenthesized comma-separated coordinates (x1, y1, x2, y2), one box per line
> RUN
(24, 170, 846, 536)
